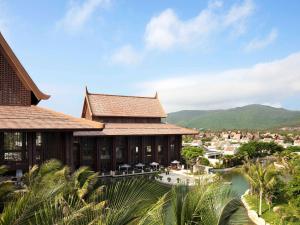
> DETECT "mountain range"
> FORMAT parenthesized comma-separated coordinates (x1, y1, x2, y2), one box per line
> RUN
(167, 104, 300, 130)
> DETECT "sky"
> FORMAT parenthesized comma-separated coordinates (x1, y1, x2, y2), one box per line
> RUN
(0, 0, 300, 116)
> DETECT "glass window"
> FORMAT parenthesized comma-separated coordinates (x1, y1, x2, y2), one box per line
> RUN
(36, 133, 42, 162)
(146, 146, 152, 153)
(116, 146, 125, 160)
(3, 132, 25, 162)
(101, 146, 111, 160)
(158, 145, 162, 153)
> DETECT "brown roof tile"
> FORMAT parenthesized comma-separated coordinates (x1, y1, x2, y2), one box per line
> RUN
(86, 92, 167, 118)
(74, 123, 198, 136)
(0, 106, 103, 130)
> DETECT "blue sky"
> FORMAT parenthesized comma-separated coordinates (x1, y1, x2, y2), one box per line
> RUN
(1, 0, 300, 116)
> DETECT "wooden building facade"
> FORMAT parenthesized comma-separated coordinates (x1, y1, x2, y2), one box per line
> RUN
(74, 90, 198, 172)
(0, 32, 103, 171)
(0, 32, 197, 173)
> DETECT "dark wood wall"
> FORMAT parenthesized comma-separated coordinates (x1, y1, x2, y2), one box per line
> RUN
(0, 131, 73, 171)
(0, 48, 32, 106)
(75, 135, 182, 172)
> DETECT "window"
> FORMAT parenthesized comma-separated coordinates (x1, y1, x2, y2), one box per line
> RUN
(36, 133, 42, 162)
(116, 146, 125, 160)
(81, 138, 95, 164)
(100, 147, 110, 160)
(3, 132, 25, 162)
(158, 145, 162, 153)
(146, 146, 152, 153)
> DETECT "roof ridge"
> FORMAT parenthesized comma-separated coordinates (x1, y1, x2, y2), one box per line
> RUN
(87, 92, 156, 99)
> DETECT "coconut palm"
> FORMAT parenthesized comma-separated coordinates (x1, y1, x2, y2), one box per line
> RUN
(242, 159, 278, 216)
(139, 180, 246, 225)
(0, 166, 14, 212)
(1, 160, 247, 225)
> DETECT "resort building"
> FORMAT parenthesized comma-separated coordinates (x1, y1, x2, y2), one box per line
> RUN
(0, 32, 103, 172)
(0, 32, 197, 173)
(74, 90, 197, 172)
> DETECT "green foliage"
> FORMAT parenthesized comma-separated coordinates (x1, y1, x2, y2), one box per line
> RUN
(0, 166, 14, 212)
(167, 104, 300, 130)
(0, 160, 251, 225)
(285, 146, 300, 153)
(242, 159, 281, 216)
(285, 156, 300, 209)
(181, 146, 204, 162)
(182, 135, 193, 143)
(197, 157, 210, 166)
(238, 141, 283, 158)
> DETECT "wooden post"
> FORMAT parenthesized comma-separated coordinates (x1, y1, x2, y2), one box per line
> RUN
(96, 138, 101, 172)
(127, 136, 132, 165)
(27, 132, 35, 169)
(166, 136, 171, 165)
(178, 135, 182, 161)
(154, 136, 158, 162)
(112, 136, 116, 171)
(65, 132, 74, 171)
(141, 136, 145, 163)
(0, 132, 3, 163)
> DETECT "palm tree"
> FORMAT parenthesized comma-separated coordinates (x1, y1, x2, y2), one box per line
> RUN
(242, 159, 278, 216)
(0, 166, 14, 212)
(1, 160, 248, 225)
(139, 180, 246, 225)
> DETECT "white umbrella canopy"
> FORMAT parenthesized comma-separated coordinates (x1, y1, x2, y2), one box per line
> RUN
(120, 164, 131, 169)
(171, 160, 180, 164)
(150, 162, 159, 166)
(135, 163, 145, 168)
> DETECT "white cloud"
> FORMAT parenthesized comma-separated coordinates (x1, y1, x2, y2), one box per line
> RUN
(144, 0, 255, 50)
(58, 0, 110, 32)
(139, 52, 300, 112)
(245, 28, 278, 52)
(111, 45, 142, 65)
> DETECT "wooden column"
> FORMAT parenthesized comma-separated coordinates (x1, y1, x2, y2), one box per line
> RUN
(0, 133, 4, 163)
(154, 136, 158, 162)
(178, 135, 182, 161)
(65, 132, 74, 171)
(166, 136, 171, 165)
(96, 138, 101, 172)
(127, 136, 132, 165)
(141, 136, 145, 163)
(27, 132, 36, 169)
(111, 136, 116, 171)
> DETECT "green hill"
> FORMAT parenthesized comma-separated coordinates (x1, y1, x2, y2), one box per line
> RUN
(167, 104, 300, 130)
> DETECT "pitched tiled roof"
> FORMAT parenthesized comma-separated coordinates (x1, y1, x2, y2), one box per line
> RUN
(0, 106, 103, 130)
(0, 32, 50, 102)
(85, 91, 167, 118)
(74, 123, 198, 136)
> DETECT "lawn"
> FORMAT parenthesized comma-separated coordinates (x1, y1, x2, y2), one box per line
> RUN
(244, 194, 299, 225)
(244, 194, 282, 225)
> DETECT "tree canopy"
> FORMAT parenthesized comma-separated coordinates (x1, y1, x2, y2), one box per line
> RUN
(181, 146, 204, 163)
(237, 141, 283, 159)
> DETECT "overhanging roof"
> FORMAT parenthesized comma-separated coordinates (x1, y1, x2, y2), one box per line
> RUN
(74, 123, 198, 136)
(83, 89, 167, 118)
(0, 106, 104, 130)
(0, 32, 50, 103)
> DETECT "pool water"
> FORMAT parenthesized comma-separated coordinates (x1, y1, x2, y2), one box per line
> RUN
(221, 170, 254, 225)
(222, 170, 250, 196)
